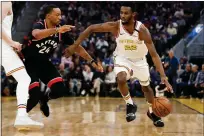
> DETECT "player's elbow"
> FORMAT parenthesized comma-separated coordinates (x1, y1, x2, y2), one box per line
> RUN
(32, 30, 42, 40)
(150, 51, 159, 59)
(88, 25, 96, 33)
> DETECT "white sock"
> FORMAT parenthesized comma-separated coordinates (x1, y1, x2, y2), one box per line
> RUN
(122, 93, 133, 105)
(12, 68, 31, 116)
(148, 102, 153, 113)
(17, 104, 27, 116)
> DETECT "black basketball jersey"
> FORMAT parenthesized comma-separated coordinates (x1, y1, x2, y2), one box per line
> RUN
(22, 20, 74, 59)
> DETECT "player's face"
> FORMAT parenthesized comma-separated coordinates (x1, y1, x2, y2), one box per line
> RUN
(48, 8, 62, 25)
(120, 6, 134, 24)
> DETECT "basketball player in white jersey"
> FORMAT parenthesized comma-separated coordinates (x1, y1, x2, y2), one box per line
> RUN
(1, 2, 44, 130)
(65, 3, 172, 127)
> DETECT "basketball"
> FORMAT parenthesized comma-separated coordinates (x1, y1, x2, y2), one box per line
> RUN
(152, 97, 172, 117)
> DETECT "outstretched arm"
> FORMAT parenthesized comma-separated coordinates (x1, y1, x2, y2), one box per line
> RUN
(64, 22, 118, 57)
(73, 22, 118, 46)
(32, 25, 75, 40)
(139, 24, 172, 91)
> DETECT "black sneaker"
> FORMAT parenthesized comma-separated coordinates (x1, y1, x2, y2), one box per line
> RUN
(126, 103, 137, 122)
(39, 94, 50, 117)
(147, 110, 164, 127)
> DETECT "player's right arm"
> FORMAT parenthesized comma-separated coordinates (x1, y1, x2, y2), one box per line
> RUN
(32, 24, 74, 40)
(64, 21, 118, 57)
(0, 2, 22, 51)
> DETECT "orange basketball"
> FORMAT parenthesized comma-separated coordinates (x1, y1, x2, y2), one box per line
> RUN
(152, 97, 172, 117)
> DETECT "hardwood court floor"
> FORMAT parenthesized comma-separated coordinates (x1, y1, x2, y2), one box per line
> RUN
(2, 97, 204, 136)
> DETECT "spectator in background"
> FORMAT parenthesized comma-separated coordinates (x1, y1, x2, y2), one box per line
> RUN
(101, 65, 117, 96)
(176, 16, 186, 27)
(187, 64, 199, 98)
(104, 66, 116, 84)
(68, 65, 83, 96)
(150, 66, 161, 89)
(174, 7, 184, 18)
(167, 23, 177, 36)
(195, 64, 204, 96)
(81, 65, 94, 96)
(176, 64, 191, 98)
(95, 36, 109, 59)
(164, 50, 179, 94)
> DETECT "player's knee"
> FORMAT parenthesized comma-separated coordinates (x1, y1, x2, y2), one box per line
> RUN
(22, 73, 31, 85)
(12, 68, 31, 85)
(117, 72, 127, 84)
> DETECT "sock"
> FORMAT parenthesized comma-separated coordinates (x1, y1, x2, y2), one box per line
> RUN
(122, 93, 133, 105)
(11, 69, 30, 115)
(17, 104, 27, 116)
(147, 102, 153, 113)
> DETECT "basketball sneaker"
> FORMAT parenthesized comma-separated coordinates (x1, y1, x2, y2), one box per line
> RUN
(126, 103, 137, 122)
(147, 110, 164, 127)
(39, 93, 50, 117)
(14, 113, 44, 130)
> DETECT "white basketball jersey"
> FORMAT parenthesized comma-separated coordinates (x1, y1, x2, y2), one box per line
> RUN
(114, 20, 148, 59)
(2, 13, 13, 38)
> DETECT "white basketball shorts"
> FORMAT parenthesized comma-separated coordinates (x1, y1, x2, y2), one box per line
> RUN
(1, 40, 25, 76)
(113, 55, 150, 86)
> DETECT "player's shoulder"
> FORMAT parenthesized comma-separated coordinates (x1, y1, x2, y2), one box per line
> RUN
(136, 20, 148, 34)
(34, 20, 45, 26)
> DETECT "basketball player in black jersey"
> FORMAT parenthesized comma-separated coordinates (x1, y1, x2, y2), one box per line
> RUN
(22, 4, 103, 117)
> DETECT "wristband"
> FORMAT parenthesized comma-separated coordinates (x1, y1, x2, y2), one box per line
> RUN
(90, 59, 96, 64)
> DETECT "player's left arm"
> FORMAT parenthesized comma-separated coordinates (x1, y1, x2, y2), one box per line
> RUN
(139, 25, 172, 91)
(62, 34, 103, 72)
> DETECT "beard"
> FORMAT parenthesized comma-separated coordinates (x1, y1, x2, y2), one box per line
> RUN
(121, 17, 132, 25)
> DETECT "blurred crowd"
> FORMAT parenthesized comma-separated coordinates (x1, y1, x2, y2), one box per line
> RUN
(1, 2, 204, 99)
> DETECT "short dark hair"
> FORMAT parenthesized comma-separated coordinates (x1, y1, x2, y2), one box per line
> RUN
(121, 2, 136, 12)
(41, 4, 59, 19)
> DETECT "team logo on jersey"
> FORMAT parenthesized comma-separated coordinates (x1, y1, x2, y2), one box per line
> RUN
(36, 40, 58, 54)
(124, 44, 137, 51)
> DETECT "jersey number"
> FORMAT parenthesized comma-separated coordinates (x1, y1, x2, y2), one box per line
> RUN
(39, 46, 51, 54)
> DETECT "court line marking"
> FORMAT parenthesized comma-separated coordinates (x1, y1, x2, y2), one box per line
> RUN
(173, 99, 204, 115)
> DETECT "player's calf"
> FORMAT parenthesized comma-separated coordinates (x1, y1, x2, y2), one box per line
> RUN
(27, 82, 42, 113)
(117, 71, 137, 122)
(40, 79, 66, 117)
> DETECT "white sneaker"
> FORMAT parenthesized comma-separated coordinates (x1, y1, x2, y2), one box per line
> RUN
(14, 114, 44, 130)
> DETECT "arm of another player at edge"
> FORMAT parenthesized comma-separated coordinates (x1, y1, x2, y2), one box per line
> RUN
(139, 25, 166, 78)
(0, 2, 14, 45)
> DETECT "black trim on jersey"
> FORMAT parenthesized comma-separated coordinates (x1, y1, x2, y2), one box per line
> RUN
(134, 29, 139, 32)
(134, 21, 139, 32)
